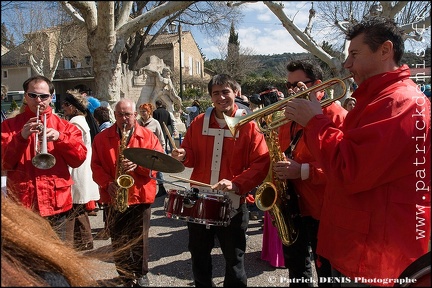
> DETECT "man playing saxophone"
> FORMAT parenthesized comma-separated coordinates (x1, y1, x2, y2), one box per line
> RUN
(274, 60, 347, 286)
(91, 98, 163, 287)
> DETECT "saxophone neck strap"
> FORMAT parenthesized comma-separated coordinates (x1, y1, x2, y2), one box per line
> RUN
(285, 122, 303, 159)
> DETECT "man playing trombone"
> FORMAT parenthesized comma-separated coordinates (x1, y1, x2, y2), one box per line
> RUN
(284, 18, 430, 285)
(1, 75, 87, 241)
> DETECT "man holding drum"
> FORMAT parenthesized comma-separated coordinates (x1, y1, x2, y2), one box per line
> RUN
(171, 74, 270, 287)
(1, 75, 87, 241)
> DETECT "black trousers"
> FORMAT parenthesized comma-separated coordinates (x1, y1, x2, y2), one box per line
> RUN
(109, 203, 151, 280)
(46, 210, 71, 242)
(188, 203, 249, 287)
(283, 216, 332, 287)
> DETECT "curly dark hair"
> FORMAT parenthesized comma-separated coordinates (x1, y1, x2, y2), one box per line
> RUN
(286, 60, 323, 82)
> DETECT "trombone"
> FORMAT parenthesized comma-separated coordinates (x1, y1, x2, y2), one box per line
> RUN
(224, 75, 352, 136)
(32, 105, 56, 169)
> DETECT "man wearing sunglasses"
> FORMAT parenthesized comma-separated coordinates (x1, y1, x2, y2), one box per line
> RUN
(273, 60, 347, 286)
(1, 75, 87, 241)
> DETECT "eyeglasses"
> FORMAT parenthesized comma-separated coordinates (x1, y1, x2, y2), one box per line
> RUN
(285, 80, 314, 90)
(115, 112, 135, 118)
(27, 92, 51, 99)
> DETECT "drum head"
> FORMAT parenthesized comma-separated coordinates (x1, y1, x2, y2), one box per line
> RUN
(394, 251, 431, 287)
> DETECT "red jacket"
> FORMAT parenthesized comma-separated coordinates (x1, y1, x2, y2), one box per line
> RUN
(181, 106, 270, 195)
(1, 106, 87, 216)
(91, 121, 163, 205)
(304, 65, 431, 284)
(278, 102, 346, 219)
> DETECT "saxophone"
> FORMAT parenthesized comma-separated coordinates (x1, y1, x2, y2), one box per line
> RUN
(114, 123, 135, 213)
(255, 112, 300, 246)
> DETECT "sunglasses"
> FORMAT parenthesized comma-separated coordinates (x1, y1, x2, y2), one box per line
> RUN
(27, 92, 51, 100)
(285, 80, 314, 90)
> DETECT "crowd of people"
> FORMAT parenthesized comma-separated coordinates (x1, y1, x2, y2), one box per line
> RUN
(1, 17, 430, 288)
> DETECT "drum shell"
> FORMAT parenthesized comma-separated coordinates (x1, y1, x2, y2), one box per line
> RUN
(164, 189, 231, 226)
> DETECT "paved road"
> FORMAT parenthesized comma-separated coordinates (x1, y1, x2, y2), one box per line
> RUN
(86, 167, 314, 287)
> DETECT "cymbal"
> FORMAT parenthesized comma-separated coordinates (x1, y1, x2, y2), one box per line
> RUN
(123, 148, 185, 173)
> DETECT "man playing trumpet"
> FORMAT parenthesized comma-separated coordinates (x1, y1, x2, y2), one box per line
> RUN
(1, 75, 87, 241)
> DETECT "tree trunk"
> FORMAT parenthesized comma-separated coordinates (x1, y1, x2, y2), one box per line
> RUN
(91, 49, 123, 104)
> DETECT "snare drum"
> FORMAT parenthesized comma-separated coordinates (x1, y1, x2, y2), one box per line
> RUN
(164, 187, 232, 226)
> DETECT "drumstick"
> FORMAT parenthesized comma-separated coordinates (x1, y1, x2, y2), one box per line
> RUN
(169, 174, 213, 188)
(162, 122, 177, 150)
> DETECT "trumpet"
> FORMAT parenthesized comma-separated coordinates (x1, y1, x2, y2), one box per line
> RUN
(32, 105, 56, 169)
(224, 75, 352, 136)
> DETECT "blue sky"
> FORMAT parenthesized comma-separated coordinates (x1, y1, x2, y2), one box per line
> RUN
(189, 2, 314, 60)
(188, 1, 431, 61)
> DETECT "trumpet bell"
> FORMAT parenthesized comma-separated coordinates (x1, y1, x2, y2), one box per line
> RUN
(32, 153, 56, 169)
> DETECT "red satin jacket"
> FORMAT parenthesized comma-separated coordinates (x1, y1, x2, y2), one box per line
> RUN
(181, 106, 270, 196)
(91, 121, 163, 205)
(304, 65, 431, 284)
(279, 102, 347, 220)
(1, 106, 87, 216)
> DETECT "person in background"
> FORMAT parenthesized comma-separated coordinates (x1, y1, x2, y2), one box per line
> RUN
(234, 81, 253, 114)
(137, 102, 167, 198)
(74, 84, 101, 216)
(91, 98, 163, 287)
(1, 195, 99, 287)
(1, 75, 87, 241)
(275, 60, 347, 285)
(183, 99, 201, 128)
(153, 99, 176, 154)
(171, 74, 270, 287)
(342, 96, 356, 112)
(61, 89, 100, 251)
(94, 106, 113, 132)
(284, 17, 430, 285)
(92, 105, 114, 240)
(74, 84, 100, 114)
(167, 109, 179, 152)
(100, 100, 116, 123)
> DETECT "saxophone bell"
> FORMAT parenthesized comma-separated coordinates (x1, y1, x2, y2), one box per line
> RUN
(254, 113, 300, 246)
(114, 123, 134, 212)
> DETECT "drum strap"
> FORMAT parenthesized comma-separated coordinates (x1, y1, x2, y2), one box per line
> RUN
(202, 107, 244, 184)
(202, 107, 245, 212)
